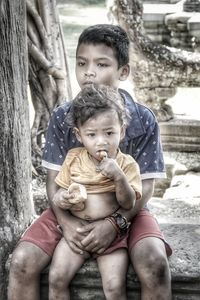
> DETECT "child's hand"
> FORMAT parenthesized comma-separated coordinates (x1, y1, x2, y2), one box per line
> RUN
(53, 184, 87, 211)
(53, 188, 73, 210)
(68, 183, 87, 211)
(96, 157, 123, 180)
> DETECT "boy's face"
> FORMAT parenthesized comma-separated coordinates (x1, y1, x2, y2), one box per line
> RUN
(75, 43, 129, 89)
(74, 110, 125, 162)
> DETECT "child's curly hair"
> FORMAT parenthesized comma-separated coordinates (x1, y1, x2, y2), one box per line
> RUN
(66, 85, 130, 128)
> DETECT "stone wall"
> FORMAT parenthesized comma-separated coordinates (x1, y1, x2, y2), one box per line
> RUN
(143, 0, 200, 50)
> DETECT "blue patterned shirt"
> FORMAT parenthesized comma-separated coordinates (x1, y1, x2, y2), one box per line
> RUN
(42, 89, 166, 180)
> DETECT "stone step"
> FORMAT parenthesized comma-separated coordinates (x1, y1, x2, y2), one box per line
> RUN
(160, 118, 200, 152)
(184, 0, 200, 12)
(40, 223, 200, 299)
(143, 0, 180, 3)
(142, 0, 200, 49)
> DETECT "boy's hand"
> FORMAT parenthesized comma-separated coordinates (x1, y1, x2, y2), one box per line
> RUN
(61, 215, 89, 255)
(77, 219, 117, 254)
(96, 157, 123, 181)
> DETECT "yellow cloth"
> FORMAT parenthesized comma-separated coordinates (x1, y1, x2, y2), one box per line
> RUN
(55, 147, 142, 198)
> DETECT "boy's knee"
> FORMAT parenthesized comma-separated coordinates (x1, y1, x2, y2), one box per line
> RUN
(151, 254, 170, 278)
(10, 242, 48, 277)
(140, 253, 171, 287)
(10, 246, 30, 275)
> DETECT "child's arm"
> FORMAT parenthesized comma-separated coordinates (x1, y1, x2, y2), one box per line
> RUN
(114, 171, 136, 210)
(97, 158, 137, 210)
(115, 178, 154, 220)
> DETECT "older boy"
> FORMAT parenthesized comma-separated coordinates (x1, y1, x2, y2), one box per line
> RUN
(8, 24, 172, 300)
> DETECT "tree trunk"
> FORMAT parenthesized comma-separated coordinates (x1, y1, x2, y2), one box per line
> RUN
(0, 0, 34, 297)
(27, 0, 72, 165)
(115, 0, 200, 121)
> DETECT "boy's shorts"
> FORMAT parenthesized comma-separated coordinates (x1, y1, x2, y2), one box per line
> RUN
(20, 208, 172, 257)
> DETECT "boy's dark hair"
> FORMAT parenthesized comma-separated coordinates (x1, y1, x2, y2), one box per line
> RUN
(67, 85, 130, 128)
(76, 24, 129, 68)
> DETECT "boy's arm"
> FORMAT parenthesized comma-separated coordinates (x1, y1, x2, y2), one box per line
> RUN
(79, 178, 154, 254)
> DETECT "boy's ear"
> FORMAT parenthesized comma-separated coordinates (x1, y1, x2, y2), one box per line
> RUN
(73, 127, 82, 143)
(120, 125, 126, 140)
(119, 64, 130, 81)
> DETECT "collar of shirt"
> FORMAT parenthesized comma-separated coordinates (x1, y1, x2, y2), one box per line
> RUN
(119, 88, 146, 139)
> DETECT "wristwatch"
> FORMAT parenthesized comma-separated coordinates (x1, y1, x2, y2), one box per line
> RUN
(111, 213, 131, 235)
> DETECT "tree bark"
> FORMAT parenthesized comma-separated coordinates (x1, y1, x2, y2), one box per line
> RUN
(0, 0, 34, 297)
(27, 0, 72, 162)
(115, 0, 200, 120)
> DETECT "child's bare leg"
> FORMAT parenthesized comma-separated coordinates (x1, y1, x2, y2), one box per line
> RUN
(49, 238, 89, 300)
(97, 248, 129, 300)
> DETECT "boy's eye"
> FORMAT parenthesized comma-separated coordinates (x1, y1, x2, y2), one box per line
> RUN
(77, 61, 85, 66)
(88, 133, 95, 137)
(97, 63, 108, 67)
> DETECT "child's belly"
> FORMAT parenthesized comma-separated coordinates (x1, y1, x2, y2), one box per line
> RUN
(71, 192, 119, 220)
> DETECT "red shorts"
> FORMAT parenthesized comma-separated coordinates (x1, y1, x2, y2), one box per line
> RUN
(20, 208, 172, 257)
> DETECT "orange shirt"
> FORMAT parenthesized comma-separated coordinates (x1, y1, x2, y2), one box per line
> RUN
(55, 147, 142, 199)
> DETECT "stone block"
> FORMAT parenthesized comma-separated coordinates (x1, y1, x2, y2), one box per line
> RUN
(183, 0, 200, 12)
(40, 224, 200, 299)
(164, 151, 200, 172)
(160, 118, 200, 152)
(188, 14, 200, 38)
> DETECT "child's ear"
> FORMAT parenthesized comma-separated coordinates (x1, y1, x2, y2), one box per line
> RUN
(120, 125, 126, 140)
(73, 127, 82, 143)
(119, 64, 130, 81)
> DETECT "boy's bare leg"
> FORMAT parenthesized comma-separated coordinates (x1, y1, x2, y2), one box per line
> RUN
(49, 238, 89, 300)
(8, 242, 51, 300)
(97, 248, 128, 300)
(130, 237, 172, 300)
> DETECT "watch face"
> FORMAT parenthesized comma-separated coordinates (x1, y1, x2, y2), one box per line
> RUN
(111, 213, 130, 235)
(117, 217, 126, 229)
(113, 213, 127, 229)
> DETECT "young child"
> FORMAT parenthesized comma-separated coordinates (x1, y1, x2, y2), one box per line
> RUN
(49, 85, 142, 299)
(8, 24, 172, 300)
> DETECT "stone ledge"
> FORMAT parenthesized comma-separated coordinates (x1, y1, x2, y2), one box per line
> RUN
(160, 118, 200, 152)
(40, 223, 200, 299)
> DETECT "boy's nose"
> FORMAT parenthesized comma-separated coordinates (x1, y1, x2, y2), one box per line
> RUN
(84, 69, 95, 77)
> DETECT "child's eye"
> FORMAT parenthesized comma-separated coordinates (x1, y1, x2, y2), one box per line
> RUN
(88, 133, 95, 137)
(106, 131, 113, 136)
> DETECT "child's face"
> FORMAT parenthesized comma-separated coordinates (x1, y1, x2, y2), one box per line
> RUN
(74, 110, 125, 162)
(75, 43, 129, 89)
